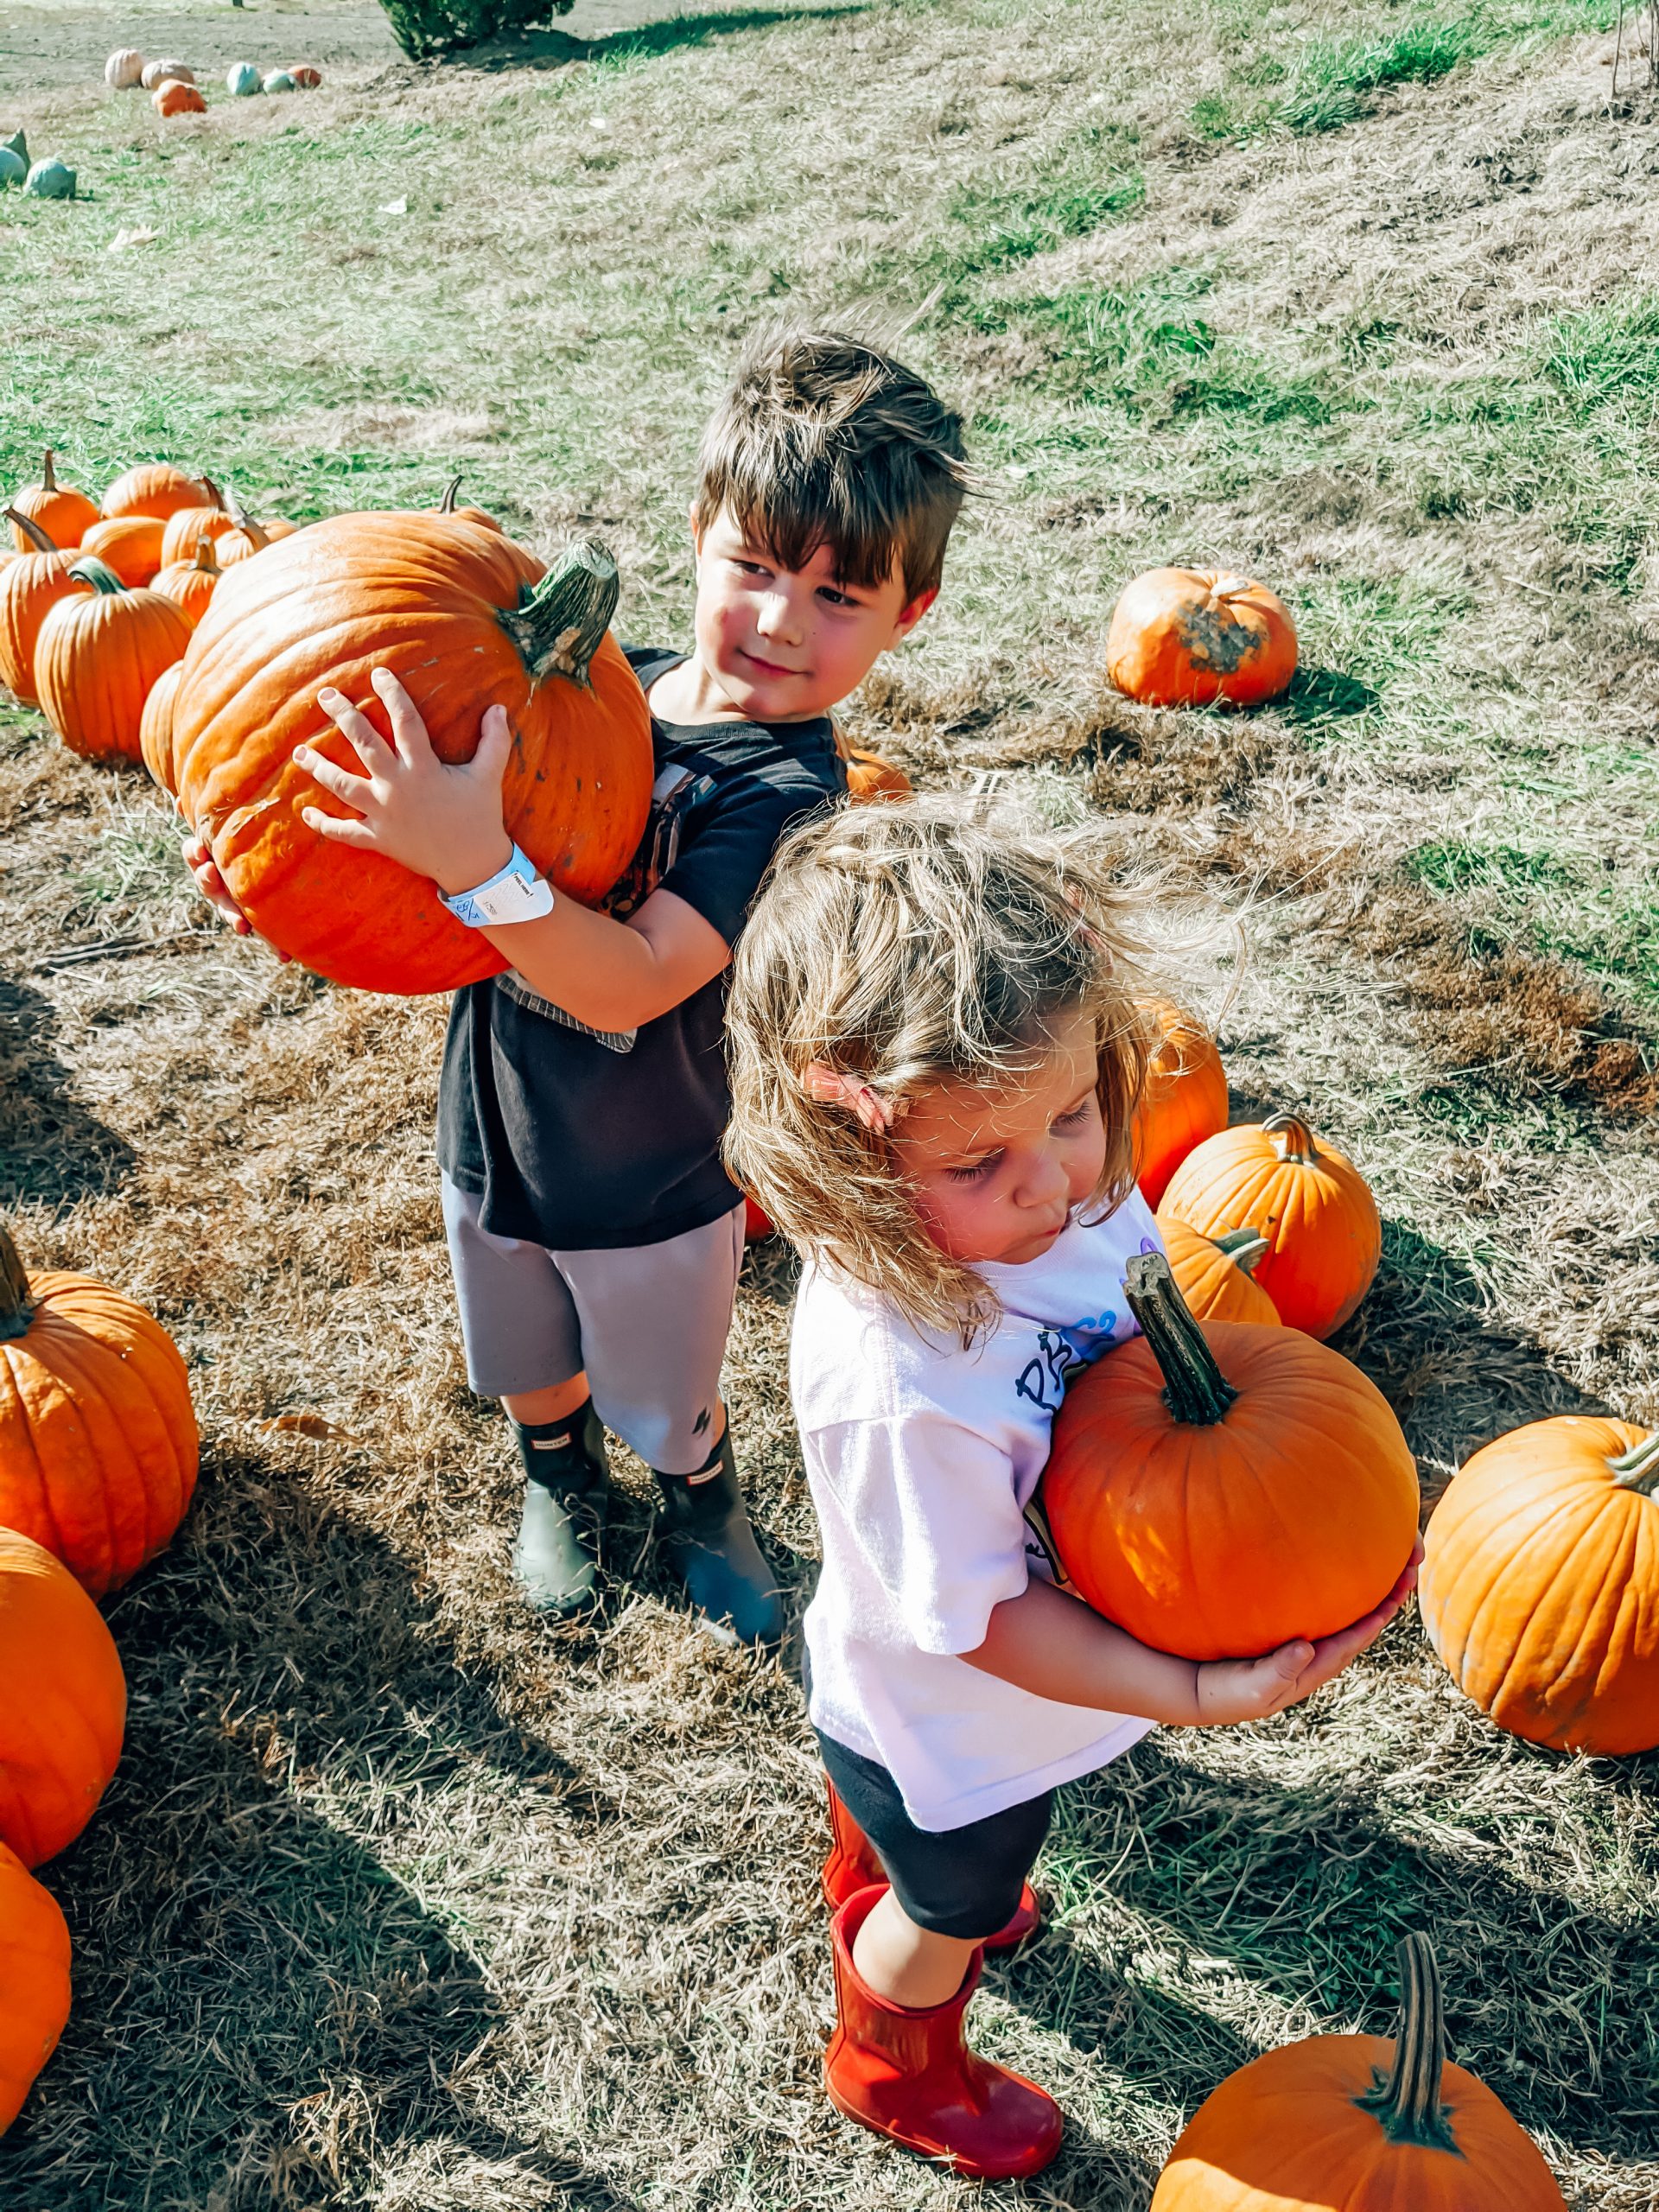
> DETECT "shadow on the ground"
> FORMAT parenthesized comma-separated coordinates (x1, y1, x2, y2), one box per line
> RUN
(0, 972, 137, 1210)
(450, 1, 865, 69)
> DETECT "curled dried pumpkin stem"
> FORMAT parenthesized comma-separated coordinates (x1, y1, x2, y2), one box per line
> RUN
(1123, 1251, 1238, 1426)
(0, 1224, 33, 1342)
(68, 556, 128, 596)
(1213, 1227, 1269, 1275)
(1610, 1430, 1659, 1497)
(440, 473, 466, 513)
(4, 505, 58, 555)
(503, 537, 619, 690)
(1265, 1110, 1319, 1164)
(1355, 1933, 1459, 2153)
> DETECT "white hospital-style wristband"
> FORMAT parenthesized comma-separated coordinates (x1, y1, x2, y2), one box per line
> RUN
(437, 843, 556, 928)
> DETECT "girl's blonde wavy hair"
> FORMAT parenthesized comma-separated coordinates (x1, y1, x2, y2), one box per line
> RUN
(725, 792, 1196, 1344)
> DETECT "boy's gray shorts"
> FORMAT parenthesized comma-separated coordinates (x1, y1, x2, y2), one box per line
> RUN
(440, 1174, 746, 1476)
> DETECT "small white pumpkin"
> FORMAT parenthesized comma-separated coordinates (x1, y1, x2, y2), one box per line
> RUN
(24, 159, 77, 200)
(141, 58, 194, 89)
(263, 69, 296, 92)
(226, 61, 263, 95)
(105, 48, 146, 90)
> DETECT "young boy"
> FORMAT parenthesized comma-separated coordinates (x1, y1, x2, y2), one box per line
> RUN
(190, 327, 969, 1646)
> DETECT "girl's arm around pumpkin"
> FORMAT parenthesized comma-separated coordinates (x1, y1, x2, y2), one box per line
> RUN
(295, 671, 730, 1030)
(961, 1544, 1421, 1728)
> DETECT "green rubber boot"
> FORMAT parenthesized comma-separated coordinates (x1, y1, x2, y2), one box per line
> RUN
(653, 1429, 784, 1648)
(512, 1400, 610, 1618)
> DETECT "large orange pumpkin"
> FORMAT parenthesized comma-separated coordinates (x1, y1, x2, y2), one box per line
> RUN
(157, 480, 232, 569)
(139, 658, 184, 796)
(1159, 1112, 1380, 1339)
(1107, 568, 1297, 709)
(35, 558, 192, 765)
(1419, 1416, 1659, 1755)
(10, 451, 99, 553)
(100, 461, 207, 524)
(1150, 1935, 1566, 2211)
(0, 1529, 126, 1869)
(152, 537, 222, 629)
(1041, 1252, 1417, 1659)
(1157, 1216, 1279, 1326)
(171, 514, 654, 994)
(1132, 999, 1229, 1205)
(0, 1223, 199, 1598)
(77, 513, 166, 588)
(0, 1839, 71, 2136)
(0, 512, 86, 707)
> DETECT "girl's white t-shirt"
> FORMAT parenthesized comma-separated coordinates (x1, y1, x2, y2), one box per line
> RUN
(794, 1192, 1164, 1833)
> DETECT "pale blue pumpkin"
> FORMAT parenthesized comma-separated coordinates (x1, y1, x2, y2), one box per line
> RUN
(263, 69, 296, 92)
(226, 61, 262, 95)
(24, 159, 76, 200)
(0, 148, 24, 189)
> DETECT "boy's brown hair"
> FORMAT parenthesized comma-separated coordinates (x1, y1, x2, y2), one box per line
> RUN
(695, 326, 971, 603)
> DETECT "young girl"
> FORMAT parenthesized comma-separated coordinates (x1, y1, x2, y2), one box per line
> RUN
(723, 796, 1419, 2180)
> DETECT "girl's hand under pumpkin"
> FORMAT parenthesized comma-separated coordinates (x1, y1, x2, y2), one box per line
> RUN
(1193, 1539, 1423, 1726)
(296, 666, 515, 896)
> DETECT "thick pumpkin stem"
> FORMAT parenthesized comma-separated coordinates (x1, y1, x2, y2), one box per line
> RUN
(1355, 1934, 1459, 2153)
(1265, 1111, 1319, 1165)
(201, 477, 226, 513)
(0, 1224, 33, 1342)
(3, 505, 58, 555)
(1214, 1228, 1269, 1277)
(224, 487, 270, 548)
(1610, 1431, 1659, 1497)
(68, 556, 128, 596)
(503, 537, 619, 689)
(191, 538, 220, 575)
(1124, 1251, 1238, 1426)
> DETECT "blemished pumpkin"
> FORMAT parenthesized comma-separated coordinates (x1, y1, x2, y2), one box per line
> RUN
(1041, 1252, 1418, 1660)
(139, 658, 184, 795)
(153, 79, 208, 117)
(1150, 1934, 1567, 2212)
(10, 451, 99, 552)
(437, 474, 503, 532)
(105, 47, 146, 88)
(288, 63, 323, 86)
(1157, 1216, 1279, 1326)
(77, 513, 166, 587)
(1159, 1112, 1381, 1340)
(1107, 568, 1298, 709)
(0, 1838, 71, 2137)
(0, 1529, 126, 1870)
(153, 537, 223, 629)
(0, 511, 86, 707)
(1131, 999, 1229, 1205)
(1420, 1416, 1659, 1755)
(34, 557, 192, 765)
(0, 1222, 198, 1599)
(171, 513, 654, 993)
(100, 461, 207, 524)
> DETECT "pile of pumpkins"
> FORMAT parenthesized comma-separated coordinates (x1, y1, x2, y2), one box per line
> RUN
(1087, 1003, 1658, 1759)
(0, 130, 77, 202)
(104, 50, 321, 115)
(0, 1220, 199, 2136)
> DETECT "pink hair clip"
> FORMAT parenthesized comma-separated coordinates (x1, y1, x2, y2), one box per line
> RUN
(800, 1062, 906, 1135)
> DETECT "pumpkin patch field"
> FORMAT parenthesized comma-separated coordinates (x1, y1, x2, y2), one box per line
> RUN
(3, 0, 1657, 2202)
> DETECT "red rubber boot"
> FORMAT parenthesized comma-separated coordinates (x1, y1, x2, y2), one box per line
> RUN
(822, 1782, 1041, 1951)
(823, 1884, 1063, 2179)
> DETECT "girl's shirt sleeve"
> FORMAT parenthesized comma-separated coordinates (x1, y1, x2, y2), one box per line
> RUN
(812, 1413, 1032, 1656)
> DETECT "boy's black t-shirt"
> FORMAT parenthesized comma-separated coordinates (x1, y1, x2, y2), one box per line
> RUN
(436, 646, 846, 1251)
